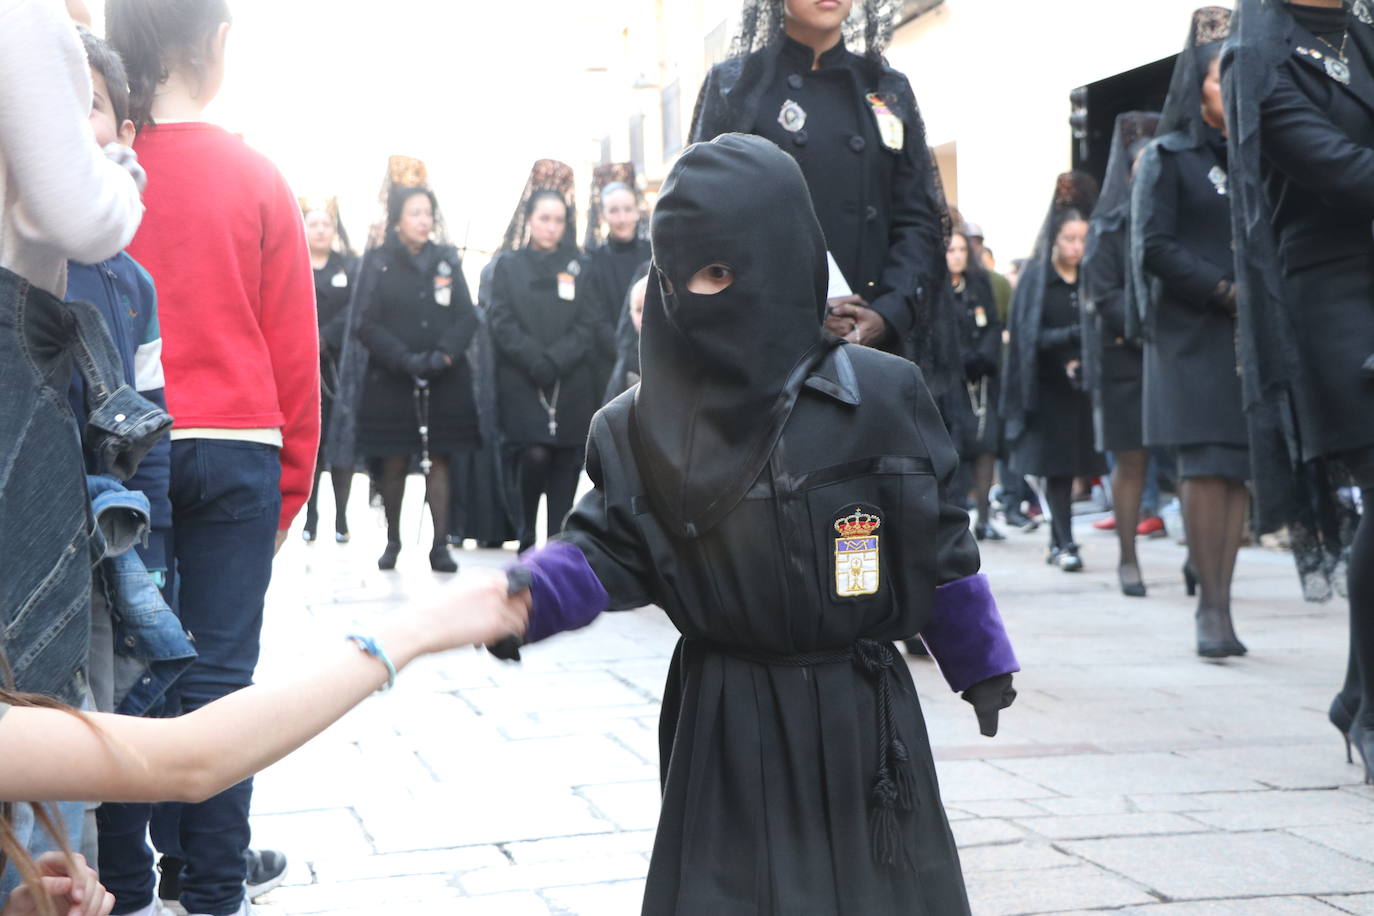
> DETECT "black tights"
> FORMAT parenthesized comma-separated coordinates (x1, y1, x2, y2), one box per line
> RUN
(1181, 476, 1248, 617)
(304, 465, 353, 535)
(972, 453, 996, 526)
(517, 445, 581, 549)
(1045, 476, 1075, 551)
(1112, 449, 1149, 581)
(1342, 485, 1374, 728)
(376, 455, 450, 547)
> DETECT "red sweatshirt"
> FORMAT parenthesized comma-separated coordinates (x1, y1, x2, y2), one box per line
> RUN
(127, 123, 319, 529)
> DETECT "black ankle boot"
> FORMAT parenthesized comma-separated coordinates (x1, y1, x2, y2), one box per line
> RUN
(429, 544, 458, 573)
(378, 541, 401, 570)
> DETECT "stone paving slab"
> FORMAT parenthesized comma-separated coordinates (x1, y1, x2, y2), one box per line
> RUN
(243, 490, 1374, 914)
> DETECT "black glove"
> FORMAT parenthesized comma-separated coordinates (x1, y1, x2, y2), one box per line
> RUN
(487, 566, 534, 663)
(398, 351, 431, 377)
(1207, 279, 1238, 318)
(418, 350, 451, 378)
(1041, 324, 1081, 349)
(530, 357, 559, 387)
(961, 673, 1016, 737)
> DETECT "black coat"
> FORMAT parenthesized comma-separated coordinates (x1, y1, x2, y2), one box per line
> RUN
(953, 275, 1002, 457)
(1138, 138, 1247, 449)
(691, 37, 948, 371)
(561, 345, 978, 915)
(1257, 21, 1374, 458)
(581, 236, 651, 397)
(354, 241, 480, 455)
(1008, 268, 1105, 478)
(488, 246, 599, 448)
(312, 251, 358, 454)
(1081, 223, 1145, 452)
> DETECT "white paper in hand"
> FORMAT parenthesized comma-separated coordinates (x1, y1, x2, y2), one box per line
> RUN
(825, 251, 852, 300)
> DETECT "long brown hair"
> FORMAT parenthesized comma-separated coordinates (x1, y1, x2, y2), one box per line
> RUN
(0, 684, 79, 916)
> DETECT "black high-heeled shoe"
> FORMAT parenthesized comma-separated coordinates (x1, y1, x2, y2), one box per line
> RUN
(1118, 564, 1147, 598)
(1183, 562, 1198, 597)
(378, 541, 401, 570)
(1351, 717, 1374, 785)
(429, 544, 458, 573)
(334, 518, 350, 544)
(1331, 694, 1358, 764)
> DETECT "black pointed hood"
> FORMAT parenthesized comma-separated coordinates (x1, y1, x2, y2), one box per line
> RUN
(632, 132, 838, 538)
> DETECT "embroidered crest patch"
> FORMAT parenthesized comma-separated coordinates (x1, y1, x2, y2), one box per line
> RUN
(833, 506, 882, 598)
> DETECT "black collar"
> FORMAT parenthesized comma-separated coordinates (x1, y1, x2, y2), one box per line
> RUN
(779, 33, 850, 71)
(804, 345, 861, 406)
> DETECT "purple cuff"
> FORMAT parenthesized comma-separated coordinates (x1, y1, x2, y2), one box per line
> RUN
(513, 540, 610, 645)
(920, 574, 1019, 693)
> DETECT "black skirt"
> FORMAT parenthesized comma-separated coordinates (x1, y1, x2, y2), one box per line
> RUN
(1288, 252, 1374, 461)
(1011, 371, 1106, 478)
(1176, 443, 1250, 482)
(1094, 344, 1144, 453)
(355, 364, 480, 457)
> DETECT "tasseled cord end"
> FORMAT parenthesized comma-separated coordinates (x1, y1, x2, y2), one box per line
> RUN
(892, 737, 916, 813)
(870, 771, 904, 869)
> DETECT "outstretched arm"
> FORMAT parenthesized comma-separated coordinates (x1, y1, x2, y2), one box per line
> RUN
(0, 571, 527, 805)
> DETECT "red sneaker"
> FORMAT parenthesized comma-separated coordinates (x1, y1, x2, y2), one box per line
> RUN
(1093, 516, 1117, 531)
(1137, 516, 1167, 537)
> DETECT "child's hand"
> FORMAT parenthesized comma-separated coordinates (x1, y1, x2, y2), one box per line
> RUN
(103, 143, 146, 194)
(2, 851, 114, 916)
(408, 568, 529, 654)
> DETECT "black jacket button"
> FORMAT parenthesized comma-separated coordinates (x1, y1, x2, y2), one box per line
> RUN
(793, 129, 809, 147)
(849, 135, 867, 153)
(787, 74, 804, 90)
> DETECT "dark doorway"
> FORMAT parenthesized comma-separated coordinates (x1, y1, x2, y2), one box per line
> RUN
(1071, 54, 1177, 182)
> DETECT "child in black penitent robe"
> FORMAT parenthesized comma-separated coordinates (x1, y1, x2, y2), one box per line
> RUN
(500, 133, 1019, 915)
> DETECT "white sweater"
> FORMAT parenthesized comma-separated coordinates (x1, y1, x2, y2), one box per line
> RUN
(0, 0, 143, 296)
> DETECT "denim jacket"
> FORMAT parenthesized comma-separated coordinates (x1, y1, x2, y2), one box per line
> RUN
(87, 476, 195, 715)
(0, 265, 172, 706)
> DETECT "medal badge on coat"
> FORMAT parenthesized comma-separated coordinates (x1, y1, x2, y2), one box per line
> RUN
(1355, 0, 1373, 27)
(778, 99, 807, 133)
(833, 507, 882, 598)
(330, 270, 349, 289)
(1206, 165, 1229, 197)
(558, 259, 580, 302)
(434, 260, 453, 307)
(865, 93, 904, 152)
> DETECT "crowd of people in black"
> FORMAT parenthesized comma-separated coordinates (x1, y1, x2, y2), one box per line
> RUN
(0, 0, 1372, 914)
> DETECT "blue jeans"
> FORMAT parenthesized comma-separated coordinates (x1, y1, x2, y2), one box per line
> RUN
(98, 439, 281, 915)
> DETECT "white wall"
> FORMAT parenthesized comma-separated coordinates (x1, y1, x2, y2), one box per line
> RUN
(886, 0, 1218, 264)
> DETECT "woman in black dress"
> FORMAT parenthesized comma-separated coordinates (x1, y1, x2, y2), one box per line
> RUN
(301, 199, 357, 544)
(1133, 7, 1247, 657)
(948, 229, 1004, 541)
(1082, 112, 1160, 596)
(350, 160, 480, 572)
(1226, 0, 1374, 779)
(1004, 172, 1105, 572)
(489, 162, 598, 552)
(581, 165, 652, 402)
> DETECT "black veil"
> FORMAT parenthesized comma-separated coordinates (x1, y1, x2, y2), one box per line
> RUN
(324, 156, 451, 469)
(1223, 0, 1359, 600)
(583, 162, 650, 251)
(1001, 171, 1100, 442)
(1130, 7, 1232, 338)
(298, 196, 356, 258)
(1086, 111, 1159, 344)
(731, 0, 901, 58)
(499, 159, 579, 255)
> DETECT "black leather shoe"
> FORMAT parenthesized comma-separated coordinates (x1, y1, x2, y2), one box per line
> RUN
(378, 541, 401, 570)
(1004, 507, 1038, 532)
(1118, 564, 1147, 598)
(429, 545, 458, 573)
(1057, 546, 1084, 572)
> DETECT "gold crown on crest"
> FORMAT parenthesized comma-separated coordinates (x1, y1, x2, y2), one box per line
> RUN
(388, 155, 428, 189)
(834, 510, 881, 538)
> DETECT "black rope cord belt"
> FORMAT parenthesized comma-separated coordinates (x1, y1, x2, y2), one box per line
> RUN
(692, 637, 917, 869)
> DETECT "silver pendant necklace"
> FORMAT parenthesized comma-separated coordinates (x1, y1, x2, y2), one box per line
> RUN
(1316, 29, 1353, 85)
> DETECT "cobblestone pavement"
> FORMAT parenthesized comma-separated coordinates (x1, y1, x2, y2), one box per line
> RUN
(249, 490, 1374, 915)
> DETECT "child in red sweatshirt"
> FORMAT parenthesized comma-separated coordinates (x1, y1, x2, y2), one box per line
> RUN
(106, 3, 316, 914)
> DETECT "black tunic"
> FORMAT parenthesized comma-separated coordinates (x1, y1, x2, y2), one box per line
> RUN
(581, 236, 651, 398)
(1010, 270, 1105, 477)
(692, 37, 948, 370)
(488, 246, 598, 449)
(1257, 13, 1374, 459)
(953, 276, 1002, 457)
(1081, 224, 1145, 452)
(1139, 138, 1247, 449)
(562, 346, 976, 915)
(354, 241, 480, 455)
(312, 251, 357, 460)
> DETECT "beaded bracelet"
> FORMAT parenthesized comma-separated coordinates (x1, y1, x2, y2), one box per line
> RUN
(346, 634, 397, 691)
